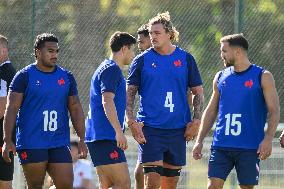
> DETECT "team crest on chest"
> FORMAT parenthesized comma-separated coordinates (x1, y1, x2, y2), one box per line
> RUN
(244, 79, 253, 88)
(58, 78, 65, 86)
(173, 60, 182, 67)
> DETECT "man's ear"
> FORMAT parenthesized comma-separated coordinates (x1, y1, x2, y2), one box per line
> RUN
(35, 49, 41, 57)
(121, 45, 128, 53)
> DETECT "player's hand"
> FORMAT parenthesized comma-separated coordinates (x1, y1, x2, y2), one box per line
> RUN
(279, 132, 284, 148)
(192, 142, 203, 160)
(184, 119, 201, 141)
(129, 121, 146, 144)
(78, 140, 88, 159)
(257, 137, 272, 160)
(116, 131, 128, 150)
(2, 141, 16, 163)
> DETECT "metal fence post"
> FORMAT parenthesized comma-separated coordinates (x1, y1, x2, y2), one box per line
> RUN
(234, 0, 244, 33)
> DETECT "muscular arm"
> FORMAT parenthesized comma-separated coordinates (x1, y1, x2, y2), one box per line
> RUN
(125, 85, 145, 144)
(192, 73, 220, 160)
(0, 97, 6, 118)
(190, 86, 204, 120)
(68, 95, 85, 141)
(126, 85, 138, 122)
(102, 92, 127, 150)
(257, 71, 280, 159)
(2, 92, 23, 162)
(196, 73, 220, 143)
(102, 92, 123, 133)
(3, 92, 23, 143)
(68, 95, 88, 158)
(261, 71, 280, 140)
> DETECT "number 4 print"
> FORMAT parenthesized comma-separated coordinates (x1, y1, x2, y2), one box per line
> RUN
(164, 92, 174, 112)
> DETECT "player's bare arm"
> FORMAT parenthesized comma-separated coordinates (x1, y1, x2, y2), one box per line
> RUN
(192, 73, 220, 160)
(126, 85, 145, 144)
(0, 97, 7, 118)
(68, 95, 88, 158)
(2, 92, 23, 162)
(192, 86, 204, 120)
(184, 85, 204, 141)
(257, 71, 280, 160)
(126, 85, 138, 121)
(102, 92, 128, 150)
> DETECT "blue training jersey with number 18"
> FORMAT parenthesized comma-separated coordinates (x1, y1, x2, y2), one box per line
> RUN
(127, 47, 202, 129)
(213, 64, 267, 150)
(10, 63, 78, 150)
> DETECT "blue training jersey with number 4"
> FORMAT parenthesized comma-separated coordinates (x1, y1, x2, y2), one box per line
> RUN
(127, 47, 202, 129)
(213, 64, 267, 149)
(10, 64, 78, 149)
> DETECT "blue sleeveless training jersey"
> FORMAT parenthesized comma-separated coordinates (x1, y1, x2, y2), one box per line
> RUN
(127, 47, 202, 129)
(85, 59, 126, 142)
(10, 64, 78, 149)
(213, 64, 267, 149)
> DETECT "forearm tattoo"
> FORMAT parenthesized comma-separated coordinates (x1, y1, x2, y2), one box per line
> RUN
(192, 94, 204, 120)
(126, 85, 139, 120)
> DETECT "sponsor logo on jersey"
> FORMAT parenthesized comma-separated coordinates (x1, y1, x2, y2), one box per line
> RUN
(36, 80, 41, 86)
(152, 62, 157, 68)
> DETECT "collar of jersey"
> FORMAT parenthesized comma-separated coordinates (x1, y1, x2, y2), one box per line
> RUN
(0, 60, 11, 67)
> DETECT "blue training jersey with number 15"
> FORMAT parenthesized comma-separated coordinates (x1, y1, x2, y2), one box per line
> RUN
(213, 64, 267, 150)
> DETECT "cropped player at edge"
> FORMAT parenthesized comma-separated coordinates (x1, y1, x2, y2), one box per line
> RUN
(2, 33, 88, 189)
(127, 12, 204, 189)
(192, 34, 280, 189)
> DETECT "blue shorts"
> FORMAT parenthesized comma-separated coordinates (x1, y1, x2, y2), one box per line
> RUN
(208, 148, 260, 185)
(86, 140, 126, 167)
(17, 146, 72, 165)
(138, 126, 186, 166)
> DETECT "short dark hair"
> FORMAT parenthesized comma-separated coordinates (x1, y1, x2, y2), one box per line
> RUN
(34, 33, 59, 57)
(137, 24, 149, 37)
(109, 31, 136, 52)
(220, 33, 248, 51)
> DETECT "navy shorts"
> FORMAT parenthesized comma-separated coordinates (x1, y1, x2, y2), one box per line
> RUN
(208, 148, 260, 185)
(0, 150, 14, 181)
(17, 146, 72, 165)
(138, 126, 186, 166)
(86, 140, 126, 167)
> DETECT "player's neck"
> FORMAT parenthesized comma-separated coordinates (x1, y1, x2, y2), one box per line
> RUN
(109, 54, 124, 70)
(234, 57, 251, 72)
(154, 44, 175, 55)
(35, 61, 56, 72)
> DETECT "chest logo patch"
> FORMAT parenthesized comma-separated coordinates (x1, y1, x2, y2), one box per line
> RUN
(58, 78, 65, 86)
(173, 60, 182, 67)
(244, 79, 253, 88)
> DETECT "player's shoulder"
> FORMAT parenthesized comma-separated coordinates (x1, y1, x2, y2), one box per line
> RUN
(133, 48, 151, 62)
(0, 61, 15, 70)
(95, 59, 120, 78)
(99, 59, 119, 72)
(56, 65, 70, 73)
